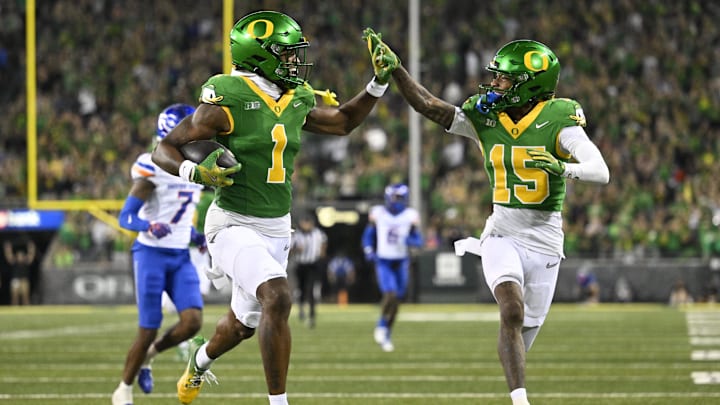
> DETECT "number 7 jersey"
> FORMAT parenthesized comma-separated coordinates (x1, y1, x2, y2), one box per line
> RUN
(198, 73, 317, 218)
(131, 153, 204, 249)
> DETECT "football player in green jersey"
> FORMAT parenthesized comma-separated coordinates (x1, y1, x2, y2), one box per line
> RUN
(363, 29, 609, 405)
(152, 11, 397, 405)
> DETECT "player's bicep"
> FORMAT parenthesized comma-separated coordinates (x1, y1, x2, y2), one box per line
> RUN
(303, 106, 348, 134)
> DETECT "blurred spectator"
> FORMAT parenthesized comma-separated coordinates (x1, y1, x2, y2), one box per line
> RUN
(3, 1, 720, 261)
(668, 278, 693, 307)
(326, 252, 356, 307)
(3, 233, 36, 305)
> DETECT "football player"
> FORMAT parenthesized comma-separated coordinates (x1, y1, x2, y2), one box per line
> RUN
(363, 30, 610, 405)
(362, 183, 423, 352)
(151, 11, 396, 405)
(112, 103, 208, 405)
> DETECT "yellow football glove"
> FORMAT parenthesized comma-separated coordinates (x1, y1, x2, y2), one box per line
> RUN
(191, 148, 242, 187)
(362, 28, 400, 84)
(527, 149, 566, 177)
(313, 89, 340, 106)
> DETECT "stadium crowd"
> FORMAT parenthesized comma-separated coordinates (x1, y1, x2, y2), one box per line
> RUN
(2, 0, 720, 266)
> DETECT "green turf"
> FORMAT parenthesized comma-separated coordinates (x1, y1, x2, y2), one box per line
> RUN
(1, 303, 718, 404)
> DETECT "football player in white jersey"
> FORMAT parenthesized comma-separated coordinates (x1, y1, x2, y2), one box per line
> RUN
(112, 104, 207, 405)
(362, 183, 423, 352)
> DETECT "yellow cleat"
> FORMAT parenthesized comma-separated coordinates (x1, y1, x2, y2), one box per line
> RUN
(176, 336, 218, 404)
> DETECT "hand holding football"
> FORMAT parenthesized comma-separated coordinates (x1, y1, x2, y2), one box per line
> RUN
(180, 140, 239, 168)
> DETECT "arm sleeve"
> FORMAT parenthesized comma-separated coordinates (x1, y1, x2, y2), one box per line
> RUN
(118, 195, 150, 232)
(361, 224, 377, 253)
(558, 126, 610, 184)
(406, 225, 424, 247)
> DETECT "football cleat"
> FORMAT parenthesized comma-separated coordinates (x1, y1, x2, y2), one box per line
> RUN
(373, 327, 387, 345)
(177, 336, 218, 404)
(137, 367, 153, 394)
(374, 326, 394, 352)
(175, 340, 190, 363)
(111, 382, 133, 405)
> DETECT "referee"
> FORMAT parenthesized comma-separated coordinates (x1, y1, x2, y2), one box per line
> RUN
(290, 213, 327, 328)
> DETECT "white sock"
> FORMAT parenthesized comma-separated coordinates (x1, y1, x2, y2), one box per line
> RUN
(194, 343, 214, 369)
(268, 393, 288, 405)
(117, 381, 132, 390)
(510, 388, 530, 405)
(142, 344, 158, 367)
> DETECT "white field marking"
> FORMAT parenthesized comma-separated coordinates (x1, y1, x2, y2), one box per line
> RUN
(690, 337, 720, 345)
(692, 371, 720, 384)
(399, 312, 499, 322)
(691, 350, 720, 361)
(687, 326, 720, 336)
(0, 322, 132, 340)
(687, 310, 720, 384)
(0, 374, 692, 384)
(10, 360, 707, 371)
(2, 392, 720, 400)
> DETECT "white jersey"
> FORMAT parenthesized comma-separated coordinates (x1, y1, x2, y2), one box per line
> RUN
(369, 205, 420, 260)
(131, 153, 204, 249)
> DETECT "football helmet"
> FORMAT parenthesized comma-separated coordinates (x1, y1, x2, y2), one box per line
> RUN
(479, 40, 560, 112)
(230, 11, 312, 89)
(156, 103, 195, 142)
(384, 183, 409, 215)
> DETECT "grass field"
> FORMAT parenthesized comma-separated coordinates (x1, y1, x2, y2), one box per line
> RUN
(1, 303, 719, 404)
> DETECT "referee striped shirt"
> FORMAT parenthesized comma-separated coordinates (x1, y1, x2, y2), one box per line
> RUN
(292, 228, 327, 264)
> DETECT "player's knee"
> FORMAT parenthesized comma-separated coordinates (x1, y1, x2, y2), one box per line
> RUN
(179, 308, 203, 335)
(257, 279, 292, 317)
(499, 299, 524, 327)
(225, 314, 256, 339)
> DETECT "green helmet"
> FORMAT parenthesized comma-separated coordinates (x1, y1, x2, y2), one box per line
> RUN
(230, 11, 312, 89)
(480, 40, 560, 111)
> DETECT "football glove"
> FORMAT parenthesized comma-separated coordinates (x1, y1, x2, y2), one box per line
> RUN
(190, 227, 207, 253)
(362, 28, 400, 84)
(363, 246, 377, 262)
(191, 148, 242, 187)
(527, 149, 566, 177)
(148, 221, 171, 239)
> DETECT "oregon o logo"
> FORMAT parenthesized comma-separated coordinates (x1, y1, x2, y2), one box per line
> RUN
(524, 51, 549, 72)
(246, 19, 274, 39)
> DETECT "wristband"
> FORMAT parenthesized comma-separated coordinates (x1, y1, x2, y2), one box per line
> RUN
(179, 160, 196, 182)
(365, 78, 389, 98)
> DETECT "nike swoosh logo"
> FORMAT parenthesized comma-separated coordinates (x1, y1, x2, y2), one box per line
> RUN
(546, 261, 559, 269)
(293, 101, 303, 108)
(535, 121, 550, 129)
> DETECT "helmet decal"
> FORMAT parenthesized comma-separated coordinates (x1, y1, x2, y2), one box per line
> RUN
(156, 103, 195, 142)
(246, 19, 274, 39)
(524, 51, 550, 72)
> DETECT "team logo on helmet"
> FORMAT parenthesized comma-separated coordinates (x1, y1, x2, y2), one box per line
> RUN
(156, 103, 196, 141)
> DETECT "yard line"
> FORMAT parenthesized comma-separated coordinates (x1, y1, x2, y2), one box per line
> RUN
(2, 392, 720, 400)
(0, 322, 132, 340)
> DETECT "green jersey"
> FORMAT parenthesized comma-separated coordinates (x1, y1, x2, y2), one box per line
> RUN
(198, 74, 317, 218)
(461, 97, 586, 212)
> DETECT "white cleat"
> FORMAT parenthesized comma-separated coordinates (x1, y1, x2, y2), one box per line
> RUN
(381, 340, 395, 352)
(112, 383, 133, 405)
(374, 327, 394, 352)
(373, 327, 387, 345)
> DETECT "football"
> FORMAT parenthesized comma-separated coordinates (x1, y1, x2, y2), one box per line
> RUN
(180, 140, 239, 168)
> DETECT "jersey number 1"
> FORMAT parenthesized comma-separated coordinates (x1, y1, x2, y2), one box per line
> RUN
(267, 124, 287, 183)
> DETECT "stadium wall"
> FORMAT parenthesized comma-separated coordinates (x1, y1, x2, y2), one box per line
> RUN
(35, 254, 716, 305)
